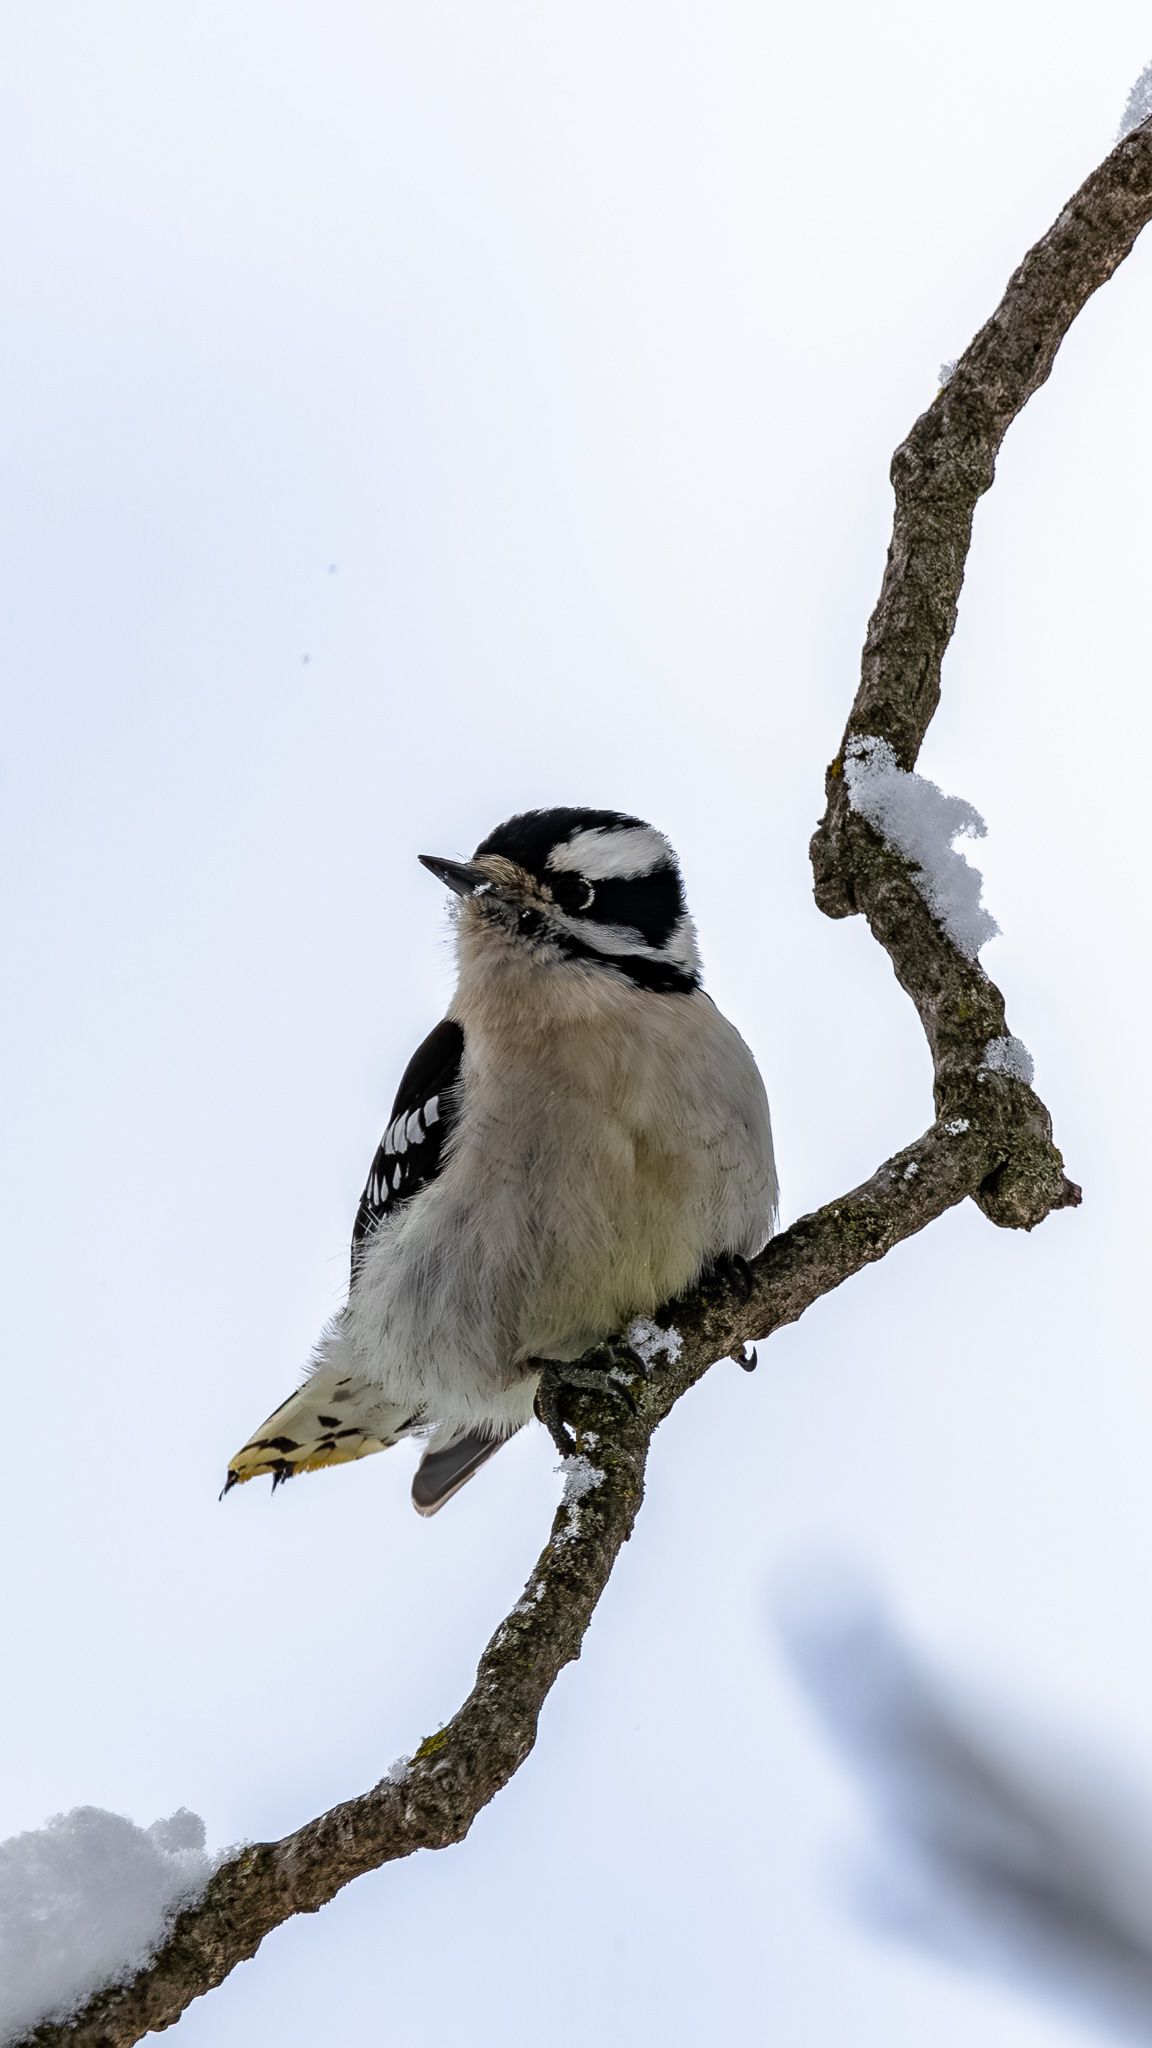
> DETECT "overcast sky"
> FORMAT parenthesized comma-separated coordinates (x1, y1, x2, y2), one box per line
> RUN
(3, 5, 1152, 2044)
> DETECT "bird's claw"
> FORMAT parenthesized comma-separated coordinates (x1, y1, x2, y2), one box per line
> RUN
(708, 1252, 756, 1300)
(706, 1258, 758, 1368)
(532, 1342, 643, 1458)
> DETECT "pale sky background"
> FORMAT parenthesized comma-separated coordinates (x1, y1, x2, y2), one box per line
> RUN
(3, 4, 1152, 2043)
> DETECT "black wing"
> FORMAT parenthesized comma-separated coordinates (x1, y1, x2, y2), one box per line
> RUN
(351, 1017, 464, 1279)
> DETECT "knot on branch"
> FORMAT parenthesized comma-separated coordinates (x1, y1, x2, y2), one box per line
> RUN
(809, 783, 857, 920)
(973, 1079, 1083, 1229)
(892, 397, 999, 504)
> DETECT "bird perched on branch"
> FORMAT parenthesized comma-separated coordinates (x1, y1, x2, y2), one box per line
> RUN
(225, 807, 777, 1514)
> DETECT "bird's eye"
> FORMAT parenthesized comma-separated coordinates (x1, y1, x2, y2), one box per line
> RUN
(549, 872, 596, 915)
(518, 907, 544, 938)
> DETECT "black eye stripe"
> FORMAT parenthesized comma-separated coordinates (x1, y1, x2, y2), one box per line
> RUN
(576, 868, 683, 948)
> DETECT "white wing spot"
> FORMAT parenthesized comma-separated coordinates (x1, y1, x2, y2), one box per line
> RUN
(405, 1110, 424, 1147)
(423, 1094, 440, 1127)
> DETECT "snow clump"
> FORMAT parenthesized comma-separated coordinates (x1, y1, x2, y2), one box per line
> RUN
(0, 1805, 216, 2041)
(844, 736, 999, 959)
(982, 1035, 1035, 1085)
(1117, 60, 1152, 140)
(625, 1318, 684, 1370)
(560, 1455, 604, 1506)
(553, 1454, 605, 1545)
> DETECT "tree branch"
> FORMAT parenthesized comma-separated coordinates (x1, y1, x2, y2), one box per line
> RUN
(810, 117, 1152, 1228)
(25, 115, 1152, 2047)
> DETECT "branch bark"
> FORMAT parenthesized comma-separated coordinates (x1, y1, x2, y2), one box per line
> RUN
(25, 115, 1152, 2047)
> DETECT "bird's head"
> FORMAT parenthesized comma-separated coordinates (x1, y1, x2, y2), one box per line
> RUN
(420, 807, 701, 995)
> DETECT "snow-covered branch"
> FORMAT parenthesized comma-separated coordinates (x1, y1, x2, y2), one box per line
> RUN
(809, 113, 1152, 1228)
(16, 103, 1152, 2048)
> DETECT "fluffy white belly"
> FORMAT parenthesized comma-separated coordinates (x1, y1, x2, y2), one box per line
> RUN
(327, 985, 776, 1434)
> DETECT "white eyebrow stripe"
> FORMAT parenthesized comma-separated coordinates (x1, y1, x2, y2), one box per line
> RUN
(547, 824, 674, 881)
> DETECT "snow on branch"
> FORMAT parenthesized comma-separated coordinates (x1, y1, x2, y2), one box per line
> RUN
(1118, 61, 1152, 143)
(983, 1035, 1035, 1086)
(18, 88, 1152, 2048)
(0, 1809, 214, 2044)
(843, 736, 998, 959)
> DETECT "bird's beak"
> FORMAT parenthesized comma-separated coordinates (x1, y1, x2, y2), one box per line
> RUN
(418, 854, 489, 898)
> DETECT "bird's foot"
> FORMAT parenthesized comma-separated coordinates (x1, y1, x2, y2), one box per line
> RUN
(704, 1252, 756, 1300)
(532, 1339, 643, 1458)
(701, 1255, 758, 1367)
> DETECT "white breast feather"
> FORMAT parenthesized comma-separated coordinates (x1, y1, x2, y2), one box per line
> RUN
(312, 957, 777, 1440)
